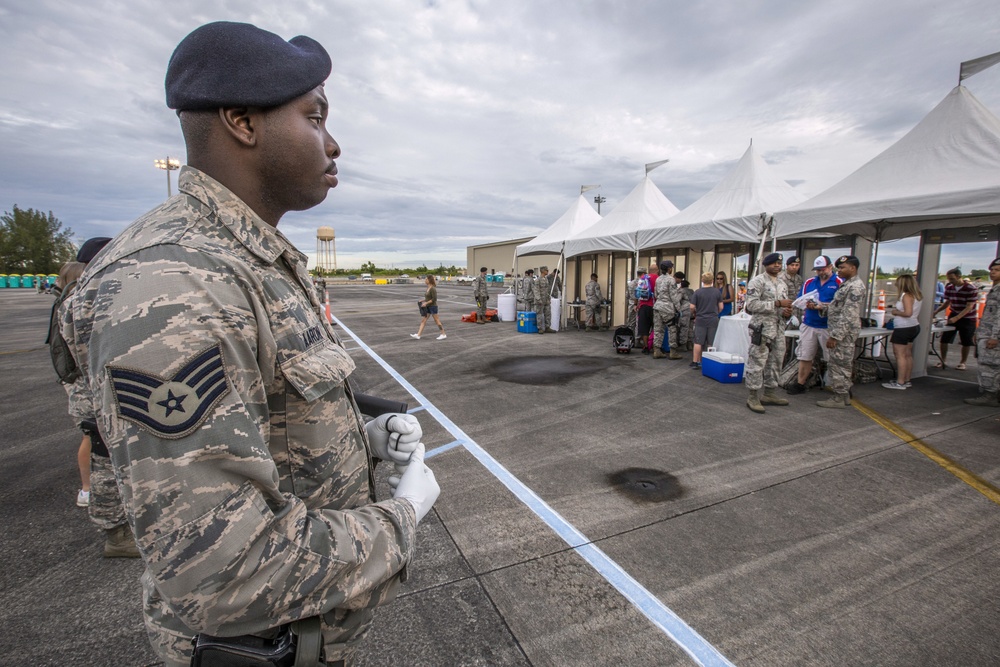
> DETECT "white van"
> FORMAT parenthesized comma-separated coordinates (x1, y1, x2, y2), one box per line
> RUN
(361, 273, 373, 282)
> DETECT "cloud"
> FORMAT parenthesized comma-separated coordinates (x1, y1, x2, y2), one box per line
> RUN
(1, 0, 999, 270)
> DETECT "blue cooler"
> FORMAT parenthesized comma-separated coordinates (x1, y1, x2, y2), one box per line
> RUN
(702, 350, 744, 383)
(517, 311, 538, 333)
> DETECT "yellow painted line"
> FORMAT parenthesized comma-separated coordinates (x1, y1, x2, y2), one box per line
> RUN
(0, 346, 45, 356)
(852, 398, 1000, 506)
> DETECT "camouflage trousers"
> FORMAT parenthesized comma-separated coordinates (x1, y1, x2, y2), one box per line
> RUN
(534, 299, 551, 331)
(652, 309, 678, 351)
(827, 334, 857, 394)
(677, 313, 691, 348)
(976, 340, 1000, 392)
(625, 303, 637, 332)
(745, 333, 785, 391)
(476, 298, 488, 319)
(585, 302, 602, 327)
(89, 454, 127, 530)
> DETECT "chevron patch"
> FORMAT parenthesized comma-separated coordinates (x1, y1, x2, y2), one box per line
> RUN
(106, 345, 231, 439)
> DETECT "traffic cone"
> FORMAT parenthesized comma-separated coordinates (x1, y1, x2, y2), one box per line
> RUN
(877, 290, 886, 310)
(978, 291, 987, 320)
(325, 291, 332, 324)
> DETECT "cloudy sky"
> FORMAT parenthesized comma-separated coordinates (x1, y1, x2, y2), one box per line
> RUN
(2, 0, 999, 271)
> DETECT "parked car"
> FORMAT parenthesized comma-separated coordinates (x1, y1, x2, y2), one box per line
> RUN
(348, 275, 357, 281)
(455, 275, 473, 284)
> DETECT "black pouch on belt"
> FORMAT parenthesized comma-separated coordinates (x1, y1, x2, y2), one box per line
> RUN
(80, 419, 109, 458)
(750, 323, 763, 346)
(190, 617, 326, 667)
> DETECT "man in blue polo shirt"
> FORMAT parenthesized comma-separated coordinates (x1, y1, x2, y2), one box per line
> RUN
(787, 255, 842, 394)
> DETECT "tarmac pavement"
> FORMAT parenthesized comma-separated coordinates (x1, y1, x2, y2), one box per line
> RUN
(1, 284, 998, 666)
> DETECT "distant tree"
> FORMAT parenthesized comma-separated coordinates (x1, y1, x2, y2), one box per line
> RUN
(0, 206, 76, 274)
(891, 266, 914, 276)
(360, 261, 378, 273)
(970, 269, 988, 279)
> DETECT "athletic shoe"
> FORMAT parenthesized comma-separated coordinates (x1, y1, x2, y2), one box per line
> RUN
(436, 334, 447, 340)
(903, 381, 912, 388)
(688, 361, 699, 369)
(76, 489, 90, 507)
(786, 382, 806, 395)
(882, 381, 907, 390)
(409, 333, 420, 339)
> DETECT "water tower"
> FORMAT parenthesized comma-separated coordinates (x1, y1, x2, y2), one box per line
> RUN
(316, 226, 337, 273)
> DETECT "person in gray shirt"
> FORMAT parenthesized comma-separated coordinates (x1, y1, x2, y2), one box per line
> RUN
(689, 272, 723, 369)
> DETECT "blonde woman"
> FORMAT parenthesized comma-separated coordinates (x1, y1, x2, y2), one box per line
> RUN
(883, 274, 923, 390)
(411, 275, 447, 340)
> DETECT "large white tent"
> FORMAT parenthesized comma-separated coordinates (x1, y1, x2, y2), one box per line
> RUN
(564, 175, 679, 258)
(638, 143, 808, 251)
(514, 195, 602, 257)
(774, 85, 1000, 241)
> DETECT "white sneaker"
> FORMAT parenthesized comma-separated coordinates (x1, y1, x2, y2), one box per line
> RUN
(903, 381, 912, 388)
(436, 334, 447, 340)
(76, 489, 90, 507)
(409, 334, 420, 339)
(882, 381, 907, 390)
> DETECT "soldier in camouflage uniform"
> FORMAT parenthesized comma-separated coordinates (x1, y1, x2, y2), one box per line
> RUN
(818, 255, 867, 408)
(744, 254, 793, 413)
(521, 268, 535, 320)
(625, 268, 642, 333)
(472, 266, 490, 323)
(778, 256, 804, 364)
(964, 258, 1000, 406)
(652, 260, 683, 359)
(61, 22, 440, 667)
(533, 266, 554, 333)
(675, 271, 693, 351)
(584, 272, 603, 330)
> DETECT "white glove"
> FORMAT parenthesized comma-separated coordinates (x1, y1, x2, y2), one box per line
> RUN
(364, 413, 421, 469)
(390, 443, 440, 524)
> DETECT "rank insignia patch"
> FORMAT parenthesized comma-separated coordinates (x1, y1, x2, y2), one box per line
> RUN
(107, 345, 231, 439)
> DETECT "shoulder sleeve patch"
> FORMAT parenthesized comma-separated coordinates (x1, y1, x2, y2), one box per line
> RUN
(106, 345, 231, 440)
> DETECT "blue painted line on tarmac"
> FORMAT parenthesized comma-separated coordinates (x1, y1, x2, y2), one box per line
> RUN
(332, 314, 735, 667)
(426, 440, 463, 459)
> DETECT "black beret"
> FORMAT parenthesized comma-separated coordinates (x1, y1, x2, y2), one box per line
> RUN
(659, 260, 673, 272)
(990, 257, 1000, 270)
(786, 255, 800, 264)
(77, 237, 112, 264)
(763, 252, 782, 266)
(835, 255, 860, 268)
(166, 22, 332, 111)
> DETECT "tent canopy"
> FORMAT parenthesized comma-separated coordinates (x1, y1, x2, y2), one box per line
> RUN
(638, 144, 807, 251)
(515, 195, 602, 257)
(774, 85, 1000, 241)
(564, 175, 679, 257)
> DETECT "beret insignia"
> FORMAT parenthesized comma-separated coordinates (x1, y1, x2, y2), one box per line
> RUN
(106, 345, 230, 439)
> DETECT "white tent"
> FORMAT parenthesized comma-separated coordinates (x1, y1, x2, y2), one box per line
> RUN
(564, 175, 680, 258)
(638, 144, 807, 251)
(774, 85, 1000, 241)
(515, 195, 602, 257)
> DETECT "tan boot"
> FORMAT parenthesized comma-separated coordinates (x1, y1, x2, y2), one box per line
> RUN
(964, 391, 999, 406)
(652, 348, 665, 359)
(746, 390, 765, 414)
(104, 524, 140, 558)
(816, 393, 850, 409)
(668, 350, 682, 360)
(761, 388, 789, 406)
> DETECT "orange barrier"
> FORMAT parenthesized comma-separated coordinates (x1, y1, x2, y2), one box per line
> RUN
(877, 290, 886, 310)
(978, 291, 987, 321)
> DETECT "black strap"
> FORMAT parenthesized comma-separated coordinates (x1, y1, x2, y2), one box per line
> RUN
(292, 616, 323, 667)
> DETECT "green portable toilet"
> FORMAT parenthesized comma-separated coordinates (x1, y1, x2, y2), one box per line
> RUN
(8, 274, 20, 288)
(21, 275, 35, 288)
(0, 275, 7, 288)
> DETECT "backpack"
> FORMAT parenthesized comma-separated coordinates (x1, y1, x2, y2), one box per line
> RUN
(635, 276, 651, 301)
(46, 281, 80, 384)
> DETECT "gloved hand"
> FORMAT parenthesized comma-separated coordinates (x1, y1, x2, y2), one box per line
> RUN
(390, 443, 440, 524)
(364, 413, 421, 468)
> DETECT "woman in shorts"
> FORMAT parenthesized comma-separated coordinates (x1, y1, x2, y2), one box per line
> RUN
(411, 275, 447, 340)
(883, 274, 922, 390)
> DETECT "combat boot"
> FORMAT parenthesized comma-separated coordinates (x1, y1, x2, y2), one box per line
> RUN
(816, 392, 850, 409)
(746, 390, 765, 414)
(652, 348, 665, 359)
(544, 328, 557, 333)
(668, 350, 682, 360)
(964, 391, 999, 406)
(104, 524, 140, 558)
(476, 314, 485, 324)
(761, 388, 789, 406)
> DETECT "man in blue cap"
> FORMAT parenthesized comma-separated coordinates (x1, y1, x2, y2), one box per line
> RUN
(62, 22, 439, 666)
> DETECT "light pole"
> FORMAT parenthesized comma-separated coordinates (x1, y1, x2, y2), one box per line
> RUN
(593, 195, 606, 214)
(154, 157, 181, 197)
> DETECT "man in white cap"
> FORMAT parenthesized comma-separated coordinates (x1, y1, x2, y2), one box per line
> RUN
(787, 255, 842, 394)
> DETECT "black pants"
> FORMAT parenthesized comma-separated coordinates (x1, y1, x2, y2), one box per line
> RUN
(637, 305, 654, 345)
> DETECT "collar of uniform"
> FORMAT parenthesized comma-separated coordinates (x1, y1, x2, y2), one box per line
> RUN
(177, 167, 287, 265)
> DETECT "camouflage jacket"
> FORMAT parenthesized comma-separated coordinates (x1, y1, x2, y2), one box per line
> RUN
(61, 167, 415, 641)
(625, 279, 638, 307)
(778, 270, 803, 302)
(827, 274, 866, 341)
(532, 274, 550, 302)
(652, 273, 681, 314)
(980, 283, 1000, 340)
(585, 280, 602, 305)
(472, 274, 489, 300)
(745, 273, 789, 339)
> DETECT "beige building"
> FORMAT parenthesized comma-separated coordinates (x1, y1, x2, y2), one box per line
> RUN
(466, 237, 560, 278)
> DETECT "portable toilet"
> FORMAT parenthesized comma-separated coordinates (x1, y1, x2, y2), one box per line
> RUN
(8, 274, 20, 288)
(0, 275, 7, 288)
(21, 275, 35, 288)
